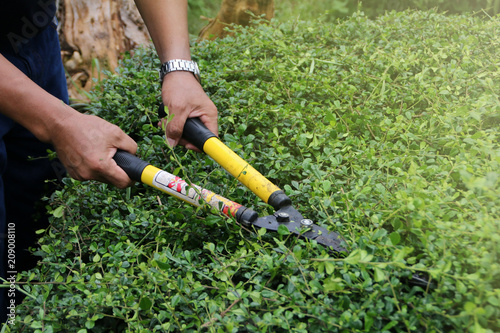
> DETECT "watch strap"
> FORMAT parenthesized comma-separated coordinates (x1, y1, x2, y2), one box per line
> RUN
(160, 59, 201, 85)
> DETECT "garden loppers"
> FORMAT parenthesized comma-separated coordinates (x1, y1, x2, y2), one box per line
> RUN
(113, 105, 346, 253)
(113, 109, 433, 288)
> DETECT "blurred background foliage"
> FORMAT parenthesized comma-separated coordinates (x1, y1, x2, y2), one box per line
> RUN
(188, 0, 499, 34)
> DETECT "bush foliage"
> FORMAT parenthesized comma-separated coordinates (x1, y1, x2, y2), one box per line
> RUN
(273, 0, 500, 23)
(7, 10, 500, 332)
(188, 0, 500, 34)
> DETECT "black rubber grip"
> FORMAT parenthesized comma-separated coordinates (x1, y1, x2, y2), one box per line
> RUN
(182, 117, 217, 151)
(268, 191, 292, 210)
(113, 150, 150, 182)
(235, 206, 259, 225)
(158, 103, 216, 151)
(157, 103, 168, 119)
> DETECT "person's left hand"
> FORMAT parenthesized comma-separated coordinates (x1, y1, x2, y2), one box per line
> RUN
(160, 71, 218, 151)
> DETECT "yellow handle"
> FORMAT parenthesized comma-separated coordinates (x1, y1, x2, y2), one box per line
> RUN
(179, 116, 291, 209)
(141, 164, 257, 222)
(203, 137, 283, 205)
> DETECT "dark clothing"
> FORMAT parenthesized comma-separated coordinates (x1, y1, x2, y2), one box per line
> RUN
(0, 13, 68, 323)
(0, 0, 57, 50)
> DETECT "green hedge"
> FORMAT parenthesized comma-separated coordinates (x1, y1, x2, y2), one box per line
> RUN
(274, 0, 500, 23)
(188, 0, 500, 34)
(8, 10, 500, 332)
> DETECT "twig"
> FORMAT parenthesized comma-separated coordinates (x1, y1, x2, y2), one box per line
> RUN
(201, 298, 241, 328)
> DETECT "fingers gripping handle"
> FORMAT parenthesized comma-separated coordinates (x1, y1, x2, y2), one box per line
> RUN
(183, 118, 217, 151)
(158, 103, 216, 151)
(113, 150, 150, 182)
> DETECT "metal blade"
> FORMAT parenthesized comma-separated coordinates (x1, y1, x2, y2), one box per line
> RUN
(252, 205, 346, 253)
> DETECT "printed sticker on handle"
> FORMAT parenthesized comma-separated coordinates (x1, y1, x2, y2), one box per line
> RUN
(151, 170, 242, 218)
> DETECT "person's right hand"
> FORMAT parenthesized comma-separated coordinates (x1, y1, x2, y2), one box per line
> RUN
(50, 112, 138, 188)
(0, 53, 136, 189)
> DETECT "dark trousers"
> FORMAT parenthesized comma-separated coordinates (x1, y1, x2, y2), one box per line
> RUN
(0, 19, 68, 323)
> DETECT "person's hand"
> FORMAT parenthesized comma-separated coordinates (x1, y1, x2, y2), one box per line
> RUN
(50, 112, 138, 188)
(160, 71, 218, 151)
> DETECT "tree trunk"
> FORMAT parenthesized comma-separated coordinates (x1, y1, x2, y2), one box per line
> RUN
(57, 0, 151, 101)
(198, 0, 274, 41)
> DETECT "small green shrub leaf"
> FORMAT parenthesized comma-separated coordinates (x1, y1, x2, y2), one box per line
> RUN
(389, 232, 401, 245)
(277, 225, 290, 235)
(139, 297, 153, 311)
(52, 206, 64, 218)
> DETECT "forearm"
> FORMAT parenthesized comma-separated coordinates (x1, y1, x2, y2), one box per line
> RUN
(134, 0, 218, 149)
(0, 53, 77, 143)
(134, 0, 191, 62)
(0, 53, 137, 188)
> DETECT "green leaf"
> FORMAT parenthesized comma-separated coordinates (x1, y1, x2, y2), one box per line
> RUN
(464, 302, 476, 313)
(85, 320, 95, 329)
(52, 206, 64, 218)
(139, 297, 153, 311)
(381, 321, 398, 331)
(205, 242, 215, 252)
(344, 250, 361, 265)
(373, 267, 386, 282)
(323, 180, 332, 192)
(487, 296, 500, 307)
(277, 225, 290, 235)
(325, 261, 335, 275)
(155, 260, 170, 270)
(112, 219, 124, 228)
(171, 294, 181, 307)
(364, 314, 374, 331)
(389, 232, 401, 245)
(152, 135, 165, 146)
(31, 321, 43, 329)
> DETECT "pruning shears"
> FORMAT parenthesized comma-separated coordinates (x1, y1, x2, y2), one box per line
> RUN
(113, 106, 346, 253)
(112, 107, 435, 289)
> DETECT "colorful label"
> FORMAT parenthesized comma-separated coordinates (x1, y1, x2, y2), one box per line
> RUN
(151, 170, 242, 218)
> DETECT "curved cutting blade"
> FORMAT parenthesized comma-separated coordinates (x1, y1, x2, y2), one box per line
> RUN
(251, 205, 346, 253)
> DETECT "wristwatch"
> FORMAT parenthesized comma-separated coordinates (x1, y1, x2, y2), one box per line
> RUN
(160, 59, 201, 85)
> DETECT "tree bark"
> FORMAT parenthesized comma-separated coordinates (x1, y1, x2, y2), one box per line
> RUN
(198, 0, 274, 41)
(57, 0, 151, 101)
